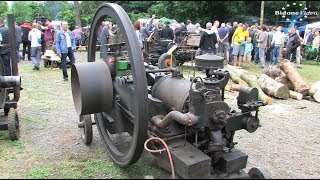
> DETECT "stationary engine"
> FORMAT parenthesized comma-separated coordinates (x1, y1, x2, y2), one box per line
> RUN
(71, 3, 271, 179)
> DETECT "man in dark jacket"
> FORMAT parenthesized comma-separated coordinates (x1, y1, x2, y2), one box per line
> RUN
(160, 21, 174, 40)
(198, 22, 218, 55)
(285, 27, 301, 62)
(20, 20, 32, 61)
(174, 22, 187, 44)
(0, 17, 11, 75)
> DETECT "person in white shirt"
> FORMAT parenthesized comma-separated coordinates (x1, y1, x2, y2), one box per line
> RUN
(28, 23, 42, 70)
(270, 26, 285, 65)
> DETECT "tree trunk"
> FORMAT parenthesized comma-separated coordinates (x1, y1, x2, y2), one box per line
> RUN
(258, 74, 289, 99)
(240, 73, 273, 105)
(225, 66, 246, 85)
(275, 76, 295, 90)
(263, 65, 282, 79)
(225, 81, 248, 92)
(313, 91, 320, 103)
(73, 1, 82, 28)
(289, 90, 303, 100)
(309, 81, 320, 97)
(280, 60, 309, 95)
(260, 1, 265, 26)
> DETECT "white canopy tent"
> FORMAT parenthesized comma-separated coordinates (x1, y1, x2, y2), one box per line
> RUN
(303, 21, 320, 41)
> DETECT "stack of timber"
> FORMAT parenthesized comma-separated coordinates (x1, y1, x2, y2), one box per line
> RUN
(41, 50, 70, 69)
(262, 65, 302, 100)
(279, 60, 309, 96)
(225, 64, 273, 105)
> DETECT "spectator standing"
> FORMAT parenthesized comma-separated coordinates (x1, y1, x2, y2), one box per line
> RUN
(20, 20, 32, 61)
(0, 17, 11, 75)
(194, 23, 203, 34)
(43, 19, 55, 51)
(28, 23, 42, 71)
(134, 20, 143, 49)
(305, 28, 316, 45)
(160, 21, 174, 40)
(148, 14, 156, 31)
(15, 22, 22, 62)
(140, 21, 151, 49)
(99, 21, 110, 61)
(228, 21, 238, 64)
(72, 26, 84, 50)
(241, 36, 253, 68)
(198, 22, 217, 55)
(252, 26, 261, 64)
(174, 22, 187, 44)
(256, 24, 268, 69)
(55, 21, 76, 81)
(37, 21, 45, 55)
(218, 23, 230, 64)
(266, 26, 276, 64)
(186, 20, 196, 33)
(271, 26, 285, 65)
(285, 27, 300, 62)
(231, 23, 249, 68)
(211, 20, 220, 54)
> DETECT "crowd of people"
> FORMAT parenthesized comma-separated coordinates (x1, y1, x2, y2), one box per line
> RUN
(0, 18, 78, 81)
(134, 14, 320, 69)
(1, 14, 319, 82)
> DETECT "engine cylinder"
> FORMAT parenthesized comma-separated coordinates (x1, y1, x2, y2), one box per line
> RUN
(151, 76, 191, 112)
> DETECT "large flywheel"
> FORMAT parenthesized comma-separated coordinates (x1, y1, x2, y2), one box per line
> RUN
(71, 3, 148, 166)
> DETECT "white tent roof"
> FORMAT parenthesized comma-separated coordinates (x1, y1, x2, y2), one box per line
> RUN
(303, 21, 320, 40)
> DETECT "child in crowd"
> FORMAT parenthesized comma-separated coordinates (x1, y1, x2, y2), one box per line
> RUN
(241, 36, 253, 69)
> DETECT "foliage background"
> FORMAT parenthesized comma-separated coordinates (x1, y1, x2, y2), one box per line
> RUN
(0, 1, 319, 29)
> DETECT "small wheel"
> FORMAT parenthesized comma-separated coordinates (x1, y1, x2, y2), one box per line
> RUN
(79, 114, 93, 145)
(248, 167, 272, 179)
(158, 53, 177, 69)
(8, 109, 20, 141)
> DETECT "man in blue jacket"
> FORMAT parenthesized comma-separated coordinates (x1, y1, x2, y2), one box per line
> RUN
(56, 21, 76, 81)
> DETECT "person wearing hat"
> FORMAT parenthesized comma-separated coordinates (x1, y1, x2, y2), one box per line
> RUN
(160, 21, 174, 40)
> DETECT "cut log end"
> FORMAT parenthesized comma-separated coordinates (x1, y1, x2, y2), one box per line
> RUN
(313, 91, 320, 103)
(265, 97, 273, 105)
(289, 90, 303, 100)
(276, 86, 290, 99)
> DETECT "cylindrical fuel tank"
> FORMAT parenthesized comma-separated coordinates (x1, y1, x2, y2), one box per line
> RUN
(151, 76, 191, 112)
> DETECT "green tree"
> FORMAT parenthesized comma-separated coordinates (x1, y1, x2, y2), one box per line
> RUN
(11, 1, 34, 24)
(0, 2, 9, 19)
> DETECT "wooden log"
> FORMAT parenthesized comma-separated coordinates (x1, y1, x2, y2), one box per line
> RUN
(226, 64, 247, 76)
(275, 76, 295, 91)
(280, 59, 309, 95)
(289, 90, 303, 100)
(309, 81, 320, 97)
(225, 66, 248, 86)
(225, 81, 248, 91)
(313, 91, 320, 103)
(240, 73, 273, 105)
(258, 74, 290, 99)
(262, 65, 282, 79)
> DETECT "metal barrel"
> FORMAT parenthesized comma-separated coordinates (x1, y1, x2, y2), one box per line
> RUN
(0, 76, 21, 88)
(151, 76, 191, 112)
